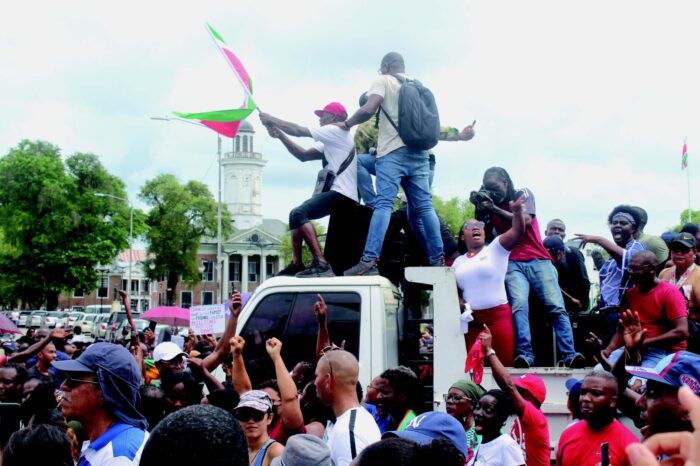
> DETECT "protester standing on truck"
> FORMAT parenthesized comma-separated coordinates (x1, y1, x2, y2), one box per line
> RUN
(341, 52, 445, 276)
(452, 195, 526, 366)
(259, 103, 357, 278)
(473, 167, 584, 368)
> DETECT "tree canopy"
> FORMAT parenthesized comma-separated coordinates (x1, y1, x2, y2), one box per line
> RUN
(432, 194, 475, 236)
(140, 174, 231, 305)
(0, 140, 141, 308)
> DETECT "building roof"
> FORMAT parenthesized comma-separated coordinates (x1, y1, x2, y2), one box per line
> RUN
(117, 249, 147, 263)
(239, 120, 254, 133)
(261, 218, 286, 238)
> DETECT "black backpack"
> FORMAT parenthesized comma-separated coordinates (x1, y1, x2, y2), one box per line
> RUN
(379, 74, 440, 151)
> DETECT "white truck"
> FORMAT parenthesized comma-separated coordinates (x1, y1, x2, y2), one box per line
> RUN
(235, 266, 588, 448)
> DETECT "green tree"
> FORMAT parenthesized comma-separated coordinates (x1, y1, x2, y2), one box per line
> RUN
(277, 221, 326, 265)
(432, 194, 475, 236)
(673, 209, 700, 231)
(140, 174, 231, 305)
(0, 140, 139, 308)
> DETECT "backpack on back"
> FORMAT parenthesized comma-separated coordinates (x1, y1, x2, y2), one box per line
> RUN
(379, 74, 440, 151)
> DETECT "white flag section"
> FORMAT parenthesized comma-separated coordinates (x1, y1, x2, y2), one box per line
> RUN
(190, 304, 226, 335)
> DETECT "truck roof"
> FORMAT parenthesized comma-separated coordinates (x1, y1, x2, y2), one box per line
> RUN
(253, 275, 397, 289)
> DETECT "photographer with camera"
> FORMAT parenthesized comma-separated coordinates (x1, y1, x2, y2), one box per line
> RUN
(472, 167, 584, 368)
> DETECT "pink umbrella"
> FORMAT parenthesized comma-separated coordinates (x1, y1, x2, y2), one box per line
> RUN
(0, 314, 21, 334)
(141, 306, 190, 327)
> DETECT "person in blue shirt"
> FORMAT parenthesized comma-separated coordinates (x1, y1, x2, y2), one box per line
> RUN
(52, 343, 148, 466)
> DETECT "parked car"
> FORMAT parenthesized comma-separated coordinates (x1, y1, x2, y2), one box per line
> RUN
(28, 311, 48, 328)
(66, 312, 85, 329)
(44, 311, 68, 328)
(80, 313, 97, 335)
(18, 311, 32, 327)
(115, 318, 151, 336)
(93, 314, 110, 339)
(84, 304, 122, 315)
(70, 306, 85, 313)
(105, 312, 141, 342)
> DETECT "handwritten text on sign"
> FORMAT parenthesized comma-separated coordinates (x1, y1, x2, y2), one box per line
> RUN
(190, 304, 226, 335)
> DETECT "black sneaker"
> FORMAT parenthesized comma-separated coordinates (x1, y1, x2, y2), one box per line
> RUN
(296, 260, 336, 278)
(513, 355, 531, 369)
(277, 262, 305, 276)
(343, 259, 379, 276)
(566, 353, 588, 369)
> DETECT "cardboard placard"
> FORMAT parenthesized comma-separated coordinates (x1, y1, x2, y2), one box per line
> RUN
(189, 304, 226, 335)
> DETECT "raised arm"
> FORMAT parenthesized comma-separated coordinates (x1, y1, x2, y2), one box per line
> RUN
(342, 95, 384, 128)
(480, 325, 526, 417)
(266, 338, 304, 430)
(573, 234, 625, 263)
(498, 196, 527, 251)
(188, 357, 225, 392)
(203, 292, 242, 372)
(7, 327, 66, 365)
(315, 294, 331, 361)
(259, 113, 312, 138)
(229, 335, 252, 394)
(270, 127, 324, 162)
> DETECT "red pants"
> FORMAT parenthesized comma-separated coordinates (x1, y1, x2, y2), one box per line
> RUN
(464, 303, 514, 367)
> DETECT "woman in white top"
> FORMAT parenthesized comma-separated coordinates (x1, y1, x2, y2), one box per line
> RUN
(452, 197, 525, 366)
(470, 389, 525, 466)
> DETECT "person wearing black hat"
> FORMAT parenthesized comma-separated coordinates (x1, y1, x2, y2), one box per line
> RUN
(52, 342, 148, 465)
(659, 232, 700, 353)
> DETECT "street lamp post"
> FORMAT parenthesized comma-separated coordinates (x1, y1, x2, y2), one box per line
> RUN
(96, 265, 110, 308)
(95, 193, 134, 308)
(198, 260, 206, 305)
(151, 116, 224, 304)
(248, 234, 274, 283)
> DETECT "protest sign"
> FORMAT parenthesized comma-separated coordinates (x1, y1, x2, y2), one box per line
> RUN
(190, 304, 226, 335)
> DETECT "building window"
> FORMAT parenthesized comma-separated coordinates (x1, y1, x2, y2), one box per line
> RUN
(73, 289, 85, 298)
(202, 260, 214, 281)
(122, 279, 127, 291)
(202, 291, 213, 305)
(248, 261, 258, 283)
(142, 280, 149, 293)
(98, 276, 109, 298)
(181, 291, 193, 309)
(231, 261, 241, 282)
(266, 262, 274, 277)
(235, 136, 240, 152)
(130, 280, 139, 293)
(243, 135, 249, 152)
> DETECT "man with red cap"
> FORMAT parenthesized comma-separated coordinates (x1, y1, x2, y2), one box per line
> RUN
(480, 325, 551, 466)
(260, 103, 357, 277)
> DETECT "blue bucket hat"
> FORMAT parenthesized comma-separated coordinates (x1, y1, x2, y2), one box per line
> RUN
(52, 342, 146, 428)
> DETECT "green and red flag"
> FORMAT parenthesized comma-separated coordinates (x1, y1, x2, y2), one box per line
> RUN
(173, 24, 256, 138)
(682, 138, 689, 170)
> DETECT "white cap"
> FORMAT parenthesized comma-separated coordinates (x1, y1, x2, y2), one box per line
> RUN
(153, 341, 188, 362)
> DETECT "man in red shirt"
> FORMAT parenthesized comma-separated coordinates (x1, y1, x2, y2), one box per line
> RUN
(605, 250, 689, 367)
(557, 370, 639, 466)
(480, 326, 551, 466)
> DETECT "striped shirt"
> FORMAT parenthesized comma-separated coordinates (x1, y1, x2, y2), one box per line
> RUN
(599, 239, 645, 309)
(78, 422, 148, 466)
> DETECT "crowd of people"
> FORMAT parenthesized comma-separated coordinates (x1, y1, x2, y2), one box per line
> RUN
(2, 51, 700, 465)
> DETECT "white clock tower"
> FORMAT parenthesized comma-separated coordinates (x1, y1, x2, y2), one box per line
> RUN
(222, 120, 267, 230)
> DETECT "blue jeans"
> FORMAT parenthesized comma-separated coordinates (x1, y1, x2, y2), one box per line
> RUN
(357, 153, 377, 208)
(362, 147, 443, 263)
(505, 259, 577, 365)
(357, 153, 436, 209)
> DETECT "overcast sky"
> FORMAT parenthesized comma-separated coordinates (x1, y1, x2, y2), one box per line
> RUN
(3, 0, 700, 239)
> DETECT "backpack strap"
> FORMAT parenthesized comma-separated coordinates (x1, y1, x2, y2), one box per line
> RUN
(335, 148, 355, 177)
(379, 105, 399, 132)
(348, 408, 358, 459)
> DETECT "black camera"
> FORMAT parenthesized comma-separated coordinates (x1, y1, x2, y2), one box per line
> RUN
(469, 189, 493, 206)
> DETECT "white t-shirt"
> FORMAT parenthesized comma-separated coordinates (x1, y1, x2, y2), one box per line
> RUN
(367, 74, 405, 157)
(309, 125, 358, 202)
(472, 433, 525, 466)
(452, 237, 511, 310)
(326, 407, 381, 466)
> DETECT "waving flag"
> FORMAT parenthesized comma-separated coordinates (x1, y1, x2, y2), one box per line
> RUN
(682, 139, 689, 170)
(173, 24, 256, 138)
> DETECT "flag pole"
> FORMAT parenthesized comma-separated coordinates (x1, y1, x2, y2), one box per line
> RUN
(685, 137, 692, 224)
(205, 24, 260, 113)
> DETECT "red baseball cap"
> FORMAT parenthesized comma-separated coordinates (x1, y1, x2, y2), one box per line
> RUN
(314, 102, 347, 119)
(513, 374, 546, 404)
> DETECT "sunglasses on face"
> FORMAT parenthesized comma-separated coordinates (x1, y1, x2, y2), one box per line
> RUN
(464, 221, 485, 229)
(235, 409, 267, 422)
(443, 393, 468, 403)
(64, 375, 100, 389)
